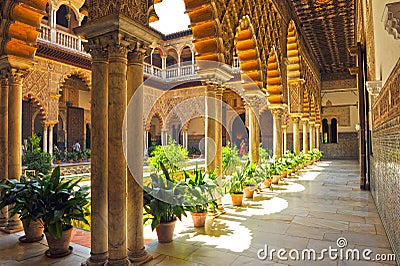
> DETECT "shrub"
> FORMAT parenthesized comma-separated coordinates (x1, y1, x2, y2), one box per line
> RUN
(222, 142, 241, 175)
(147, 138, 188, 177)
(22, 134, 52, 176)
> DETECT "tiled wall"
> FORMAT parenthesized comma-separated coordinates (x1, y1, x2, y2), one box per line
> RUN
(320, 132, 359, 159)
(370, 60, 400, 263)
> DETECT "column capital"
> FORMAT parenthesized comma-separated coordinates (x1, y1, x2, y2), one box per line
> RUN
(127, 48, 147, 65)
(84, 37, 109, 62)
(9, 69, 27, 85)
(290, 115, 302, 123)
(270, 106, 285, 118)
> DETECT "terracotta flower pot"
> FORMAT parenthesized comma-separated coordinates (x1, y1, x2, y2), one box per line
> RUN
(231, 193, 244, 206)
(45, 226, 73, 257)
(156, 220, 176, 243)
(244, 185, 255, 198)
(191, 212, 207, 228)
(264, 178, 272, 188)
(282, 171, 288, 178)
(272, 175, 280, 184)
(20, 218, 44, 243)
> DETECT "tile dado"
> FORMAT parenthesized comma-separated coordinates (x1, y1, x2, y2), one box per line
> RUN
(370, 60, 400, 266)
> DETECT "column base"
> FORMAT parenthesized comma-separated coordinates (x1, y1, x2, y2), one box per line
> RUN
(0, 218, 7, 228)
(1, 224, 23, 234)
(82, 252, 108, 266)
(127, 248, 152, 265)
(105, 257, 131, 266)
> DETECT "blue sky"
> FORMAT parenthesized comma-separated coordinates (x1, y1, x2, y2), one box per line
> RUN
(150, 0, 190, 34)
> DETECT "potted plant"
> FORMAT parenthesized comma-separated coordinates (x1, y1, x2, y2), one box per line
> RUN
(268, 160, 282, 184)
(223, 162, 249, 206)
(66, 152, 76, 163)
(183, 167, 220, 227)
(0, 176, 44, 243)
(36, 167, 90, 257)
(254, 163, 273, 189)
(143, 163, 187, 243)
(54, 150, 64, 164)
(76, 150, 85, 163)
(243, 162, 258, 198)
(85, 149, 91, 162)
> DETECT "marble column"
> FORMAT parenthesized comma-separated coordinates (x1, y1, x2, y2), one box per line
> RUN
(271, 108, 284, 158)
(85, 43, 109, 266)
(184, 131, 188, 150)
(292, 116, 301, 154)
(282, 125, 287, 155)
(144, 130, 149, 157)
(315, 124, 321, 150)
(161, 128, 168, 146)
(48, 124, 54, 156)
(248, 103, 260, 164)
(205, 84, 217, 172)
(107, 42, 130, 266)
(43, 123, 49, 153)
(126, 50, 151, 264)
(302, 119, 309, 153)
(309, 122, 315, 150)
(0, 76, 9, 227)
(214, 88, 223, 210)
(5, 70, 24, 232)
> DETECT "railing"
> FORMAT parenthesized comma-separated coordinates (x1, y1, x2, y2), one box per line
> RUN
(143, 63, 198, 81)
(38, 24, 86, 54)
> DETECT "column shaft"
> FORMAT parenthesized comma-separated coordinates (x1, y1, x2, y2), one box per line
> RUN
(272, 109, 283, 158)
(283, 127, 287, 154)
(309, 123, 315, 150)
(107, 45, 129, 266)
(249, 106, 260, 164)
(86, 48, 109, 266)
(292, 116, 301, 154)
(302, 120, 309, 153)
(43, 124, 48, 153)
(6, 71, 23, 232)
(48, 125, 54, 156)
(315, 125, 320, 150)
(126, 51, 151, 264)
(0, 76, 9, 227)
(205, 87, 217, 172)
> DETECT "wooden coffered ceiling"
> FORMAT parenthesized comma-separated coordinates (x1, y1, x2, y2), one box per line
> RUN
(289, 0, 356, 80)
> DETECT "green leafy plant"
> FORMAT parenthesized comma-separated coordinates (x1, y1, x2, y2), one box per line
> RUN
(259, 146, 270, 163)
(187, 146, 201, 156)
(143, 163, 187, 231)
(66, 151, 77, 162)
(268, 159, 283, 176)
(183, 166, 221, 213)
(85, 149, 91, 158)
(222, 142, 241, 175)
(22, 134, 52, 175)
(36, 167, 90, 238)
(0, 176, 42, 227)
(54, 150, 64, 162)
(223, 161, 253, 194)
(147, 138, 188, 177)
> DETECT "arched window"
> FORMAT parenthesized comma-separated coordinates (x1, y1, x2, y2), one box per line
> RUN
(322, 119, 329, 143)
(331, 118, 338, 143)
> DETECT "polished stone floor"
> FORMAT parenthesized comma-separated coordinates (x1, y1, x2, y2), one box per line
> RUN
(0, 160, 397, 265)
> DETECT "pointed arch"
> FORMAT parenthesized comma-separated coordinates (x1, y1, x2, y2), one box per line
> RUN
(266, 47, 283, 105)
(235, 15, 263, 89)
(287, 20, 301, 81)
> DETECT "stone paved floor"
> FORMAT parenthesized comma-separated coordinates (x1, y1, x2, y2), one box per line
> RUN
(0, 160, 397, 265)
